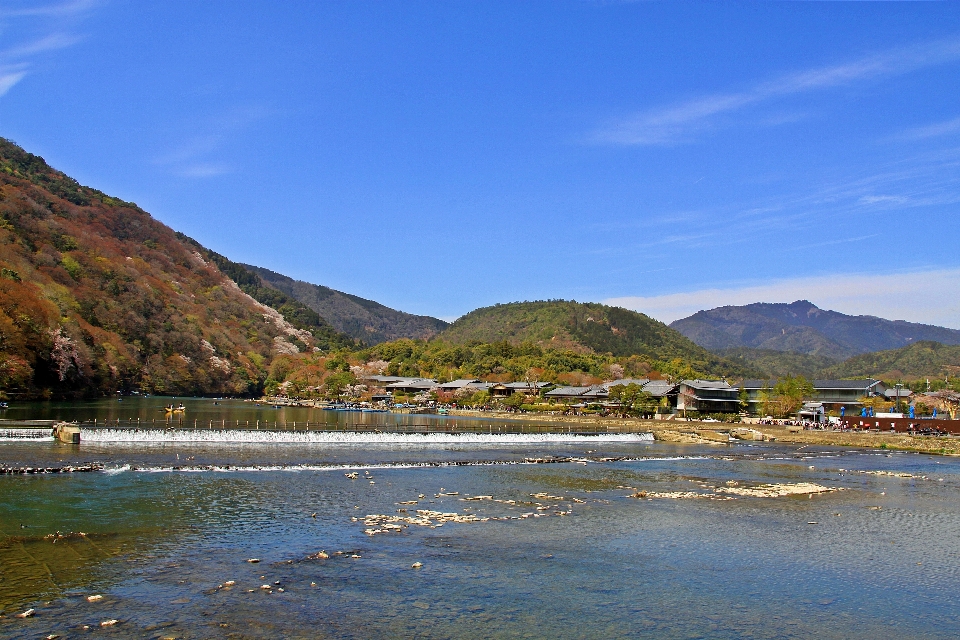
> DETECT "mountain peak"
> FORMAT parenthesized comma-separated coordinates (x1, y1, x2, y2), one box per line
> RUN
(670, 301, 960, 358)
(439, 300, 755, 378)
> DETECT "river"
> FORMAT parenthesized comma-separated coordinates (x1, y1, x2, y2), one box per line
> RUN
(1, 398, 959, 638)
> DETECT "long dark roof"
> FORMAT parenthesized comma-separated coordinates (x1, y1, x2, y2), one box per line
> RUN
(601, 379, 650, 389)
(545, 386, 591, 396)
(366, 375, 422, 383)
(740, 379, 883, 391)
(641, 380, 677, 397)
(438, 379, 481, 388)
(813, 379, 882, 389)
(504, 381, 553, 389)
(739, 379, 777, 389)
(682, 379, 735, 390)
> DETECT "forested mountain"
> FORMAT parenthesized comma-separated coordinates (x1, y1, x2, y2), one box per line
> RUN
(247, 265, 447, 345)
(670, 300, 960, 358)
(438, 301, 756, 378)
(716, 347, 840, 379)
(820, 341, 960, 381)
(23, 134, 954, 398)
(0, 138, 355, 398)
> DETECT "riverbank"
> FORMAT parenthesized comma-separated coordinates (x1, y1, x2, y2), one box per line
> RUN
(448, 409, 960, 454)
(755, 425, 960, 455)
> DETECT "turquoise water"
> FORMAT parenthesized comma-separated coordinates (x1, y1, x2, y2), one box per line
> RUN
(2, 428, 960, 638)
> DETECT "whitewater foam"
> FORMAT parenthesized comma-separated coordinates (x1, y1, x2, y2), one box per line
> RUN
(79, 428, 654, 445)
(0, 428, 53, 441)
(102, 454, 685, 474)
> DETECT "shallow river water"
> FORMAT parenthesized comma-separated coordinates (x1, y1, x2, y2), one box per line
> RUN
(2, 406, 960, 638)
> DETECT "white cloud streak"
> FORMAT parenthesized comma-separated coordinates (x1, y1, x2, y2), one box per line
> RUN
(594, 37, 960, 146)
(174, 162, 232, 178)
(0, 68, 27, 96)
(899, 116, 960, 140)
(156, 106, 272, 179)
(605, 269, 960, 329)
(0, 1, 95, 96)
(0, 0, 98, 19)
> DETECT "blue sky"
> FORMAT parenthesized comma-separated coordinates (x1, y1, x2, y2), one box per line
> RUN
(2, 1, 960, 327)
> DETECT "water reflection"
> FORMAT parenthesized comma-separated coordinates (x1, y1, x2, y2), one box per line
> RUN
(1, 396, 501, 428)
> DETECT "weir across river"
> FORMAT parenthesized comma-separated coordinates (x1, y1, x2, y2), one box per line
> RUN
(0, 417, 654, 438)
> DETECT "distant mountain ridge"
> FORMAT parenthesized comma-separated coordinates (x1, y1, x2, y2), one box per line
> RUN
(670, 300, 960, 359)
(246, 265, 448, 345)
(439, 300, 757, 378)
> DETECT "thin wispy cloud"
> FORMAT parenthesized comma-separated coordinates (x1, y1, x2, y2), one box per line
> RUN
(595, 143, 960, 253)
(593, 37, 960, 146)
(175, 162, 232, 179)
(0, 0, 97, 19)
(0, 68, 27, 96)
(605, 268, 960, 329)
(0, 0, 96, 97)
(899, 116, 960, 140)
(858, 195, 910, 206)
(5, 32, 81, 58)
(156, 105, 272, 179)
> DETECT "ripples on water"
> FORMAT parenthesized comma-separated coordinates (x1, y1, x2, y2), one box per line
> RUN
(2, 432, 960, 638)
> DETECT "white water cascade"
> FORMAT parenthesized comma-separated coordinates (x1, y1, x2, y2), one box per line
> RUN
(0, 428, 53, 441)
(80, 428, 654, 445)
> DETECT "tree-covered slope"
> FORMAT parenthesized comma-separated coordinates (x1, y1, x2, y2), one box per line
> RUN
(439, 300, 755, 378)
(821, 341, 960, 381)
(715, 347, 841, 379)
(247, 265, 447, 345)
(671, 300, 960, 357)
(0, 138, 354, 398)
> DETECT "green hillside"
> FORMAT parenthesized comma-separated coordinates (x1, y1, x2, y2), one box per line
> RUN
(716, 347, 841, 379)
(821, 341, 960, 381)
(440, 301, 756, 378)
